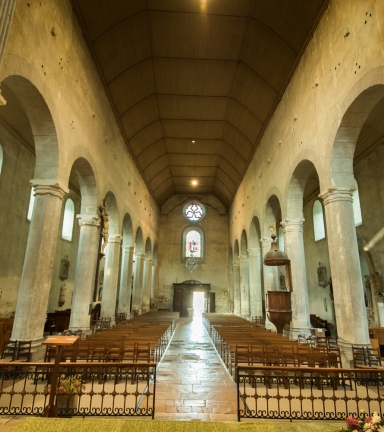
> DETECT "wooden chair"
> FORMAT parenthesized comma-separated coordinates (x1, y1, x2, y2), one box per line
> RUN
(352, 346, 367, 368)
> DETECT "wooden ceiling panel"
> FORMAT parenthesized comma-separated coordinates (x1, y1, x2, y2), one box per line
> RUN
(108, 59, 155, 116)
(232, 64, 278, 123)
(226, 99, 263, 144)
(173, 176, 215, 187)
(150, 12, 246, 60)
(148, 0, 253, 16)
(143, 154, 170, 182)
(157, 95, 228, 121)
(75, 0, 145, 41)
(149, 166, 172, 191)
(241, 19, 297, 91)
(154, 58, 237, 96)
(222, 122, 254, 161)
(162, 120, 224, 140)
(251, 0, 326, 53)
(72, 0, 329, 208)
(129, 121, 163, 157)
(93, 13, 152, 84)
(171, 166, 217, 177)
(165, 138, 221, 155)
(136, 140, 167, 170)
(168, 154, 218, 167)
(120, 96, 159, 140)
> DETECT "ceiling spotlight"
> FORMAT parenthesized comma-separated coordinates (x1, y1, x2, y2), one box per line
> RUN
(192, 180, 197, 186)
(192, 140, 195, 143)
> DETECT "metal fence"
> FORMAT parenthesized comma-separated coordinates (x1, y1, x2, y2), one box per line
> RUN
(236, 365, 384, 421)
(0, 362, 156, 418)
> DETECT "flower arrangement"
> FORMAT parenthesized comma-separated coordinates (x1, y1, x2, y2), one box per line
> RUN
(339, 411, 384, 431)
(45, 378, 85, 395)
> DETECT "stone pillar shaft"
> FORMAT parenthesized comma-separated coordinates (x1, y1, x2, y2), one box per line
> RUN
(150, 263, 158, 310)
(248, 247, 263, 317)
(141, 256, 152, 313)
(12, 183, 66, 344)
(321, 187, 370, 366)
(118, 246, 134, 315)
(233, 262, 241, 316)
(69, 215, 100, 332)
(228, 266, 234, 313)
(132, 253, 145, 313)
(282, 219, 311, 339)
(239, 255, 250, 318)
(100, 235, 122, 321)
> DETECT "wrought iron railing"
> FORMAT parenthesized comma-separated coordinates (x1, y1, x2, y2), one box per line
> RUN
(0, 362, 156, 418)
(236, 365, 384, 421)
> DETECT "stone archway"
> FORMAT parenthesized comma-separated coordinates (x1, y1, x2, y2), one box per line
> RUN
(249, 216, 263, 317)
(118, 213, 134, 315)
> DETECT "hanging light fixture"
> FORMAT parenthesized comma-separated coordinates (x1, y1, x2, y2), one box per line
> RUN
(186, 251, 198, 272)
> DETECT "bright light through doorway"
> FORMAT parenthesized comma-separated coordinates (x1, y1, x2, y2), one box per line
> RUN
(193, 292, 205, 316)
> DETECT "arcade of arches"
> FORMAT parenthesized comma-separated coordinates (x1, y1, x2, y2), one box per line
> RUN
(1, 0, 384, 371)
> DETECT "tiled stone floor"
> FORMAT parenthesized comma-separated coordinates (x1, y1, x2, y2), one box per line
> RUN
(154, 315, 238, 421)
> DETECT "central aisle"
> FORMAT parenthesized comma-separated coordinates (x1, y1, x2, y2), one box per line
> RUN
(154, 315, 238, 421)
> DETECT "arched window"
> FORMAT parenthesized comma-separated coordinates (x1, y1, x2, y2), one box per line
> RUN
(186, 230, 201, 257)
(182, 226, 204, 261)
(27, 187, 35, 221)
(313, 200, 326, 241)
(0, 145, 3, 176)
(352, 185, 363, 226)
(61, 198, 75, 241)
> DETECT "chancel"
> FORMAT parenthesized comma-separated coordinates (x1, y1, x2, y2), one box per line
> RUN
(0, 0, 384, 429)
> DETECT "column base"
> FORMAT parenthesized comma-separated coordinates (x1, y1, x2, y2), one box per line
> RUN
(289, 327, 312, 340)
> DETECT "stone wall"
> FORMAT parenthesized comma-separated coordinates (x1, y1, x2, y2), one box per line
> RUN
(158, 195, 229, 312)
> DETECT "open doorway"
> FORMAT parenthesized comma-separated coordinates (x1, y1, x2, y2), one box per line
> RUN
(193, 292, 205, 316)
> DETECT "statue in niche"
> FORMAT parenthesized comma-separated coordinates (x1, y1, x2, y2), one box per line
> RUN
(98, 269, 104, 301)
(58, 283, 66, 307)
(59, 256, 70, 281)
(99, 204, 109, 255)
(317, 263, 327, 288)
(279, 273, 286, 291)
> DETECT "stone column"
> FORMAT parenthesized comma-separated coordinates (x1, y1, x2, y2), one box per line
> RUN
(141, 255, 152, 313)
(282, 219, 311, 339)
(248, 247, 263, 317)
(228, 266, 234, 313)
(11, 183, 67, 347)
(100, 234, 122, 322)
(233, 261, 241, 316)
(321, 187, 370, 366)
(239, 255, 250, 318)
(69, 214, 100, 332)
(131, 253, 145, 313)
(261, 237, 279, 331)
(150, 263, 158, 310)
(118, 245, 134, 316)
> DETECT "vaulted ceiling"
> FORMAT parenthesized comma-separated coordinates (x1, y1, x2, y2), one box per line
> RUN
(71, 0, 329, 209)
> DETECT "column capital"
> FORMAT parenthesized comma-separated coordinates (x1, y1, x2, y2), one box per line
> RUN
(144, 256, 153, 263)
(261, 237, 272, 249)
(319, 186, 355, 206)
(31, 182, 68, 200)
(121, 245, 134, 253)
(109, 234, 122, 244)
(282, 218, 304, 233)
(76, 214, 100, 227)
(239, 255, 248, 264)
(232, 261, 240, 268)
(248, 247, 261, 257)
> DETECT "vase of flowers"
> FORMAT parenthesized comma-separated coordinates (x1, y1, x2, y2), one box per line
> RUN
(339, 411, 384, 431)
(47, 378, 85, 415)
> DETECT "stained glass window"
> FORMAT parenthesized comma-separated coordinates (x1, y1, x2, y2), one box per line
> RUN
(185, 204, 203, 221)
(186, 230, 201, 257)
